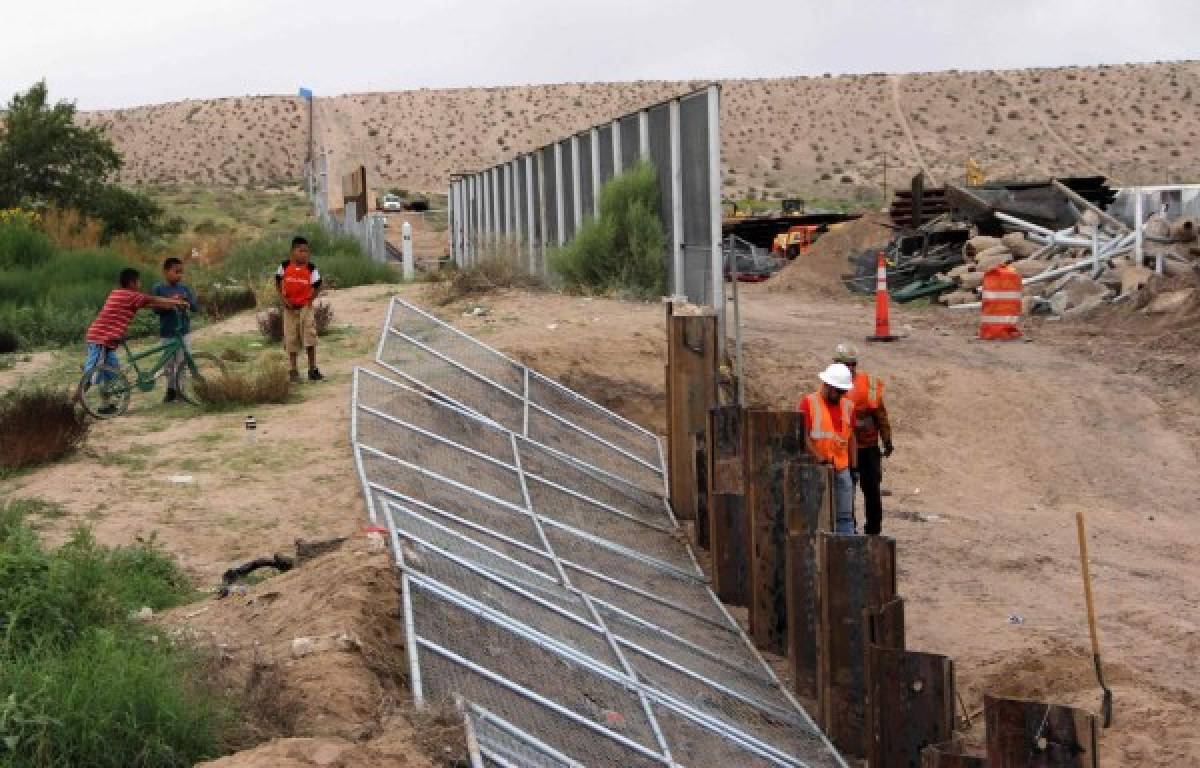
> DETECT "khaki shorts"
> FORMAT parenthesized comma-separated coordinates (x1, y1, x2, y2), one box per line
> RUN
(282, 304, 317, 354)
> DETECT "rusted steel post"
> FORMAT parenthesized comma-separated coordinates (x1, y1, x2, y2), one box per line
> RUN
(867, 647, 956, 767)
(744, 409, 805, 651)
(817, 533, 897, 757)
(921, 740, 987, 767)
(984, 695, 1099, 767)
(784, 459, 833, 698)
(707, 405, 746, 603)
(665, 306, 717, 522)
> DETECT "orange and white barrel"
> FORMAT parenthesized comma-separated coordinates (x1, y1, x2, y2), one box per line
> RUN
(979, 264, 1023, 340)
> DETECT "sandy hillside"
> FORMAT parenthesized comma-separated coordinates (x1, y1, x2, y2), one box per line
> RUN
(78, 61, 1200, 199)
(4, 274, 1200, 765)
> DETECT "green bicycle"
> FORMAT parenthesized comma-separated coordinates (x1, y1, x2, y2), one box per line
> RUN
(76, 310, 226, 419)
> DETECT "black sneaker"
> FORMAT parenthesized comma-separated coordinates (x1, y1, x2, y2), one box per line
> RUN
(288, 370, 301, 383)
(164, 388, 178, 403)
(307, 368, 324, 382)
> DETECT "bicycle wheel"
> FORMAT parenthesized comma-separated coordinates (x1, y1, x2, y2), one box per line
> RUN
(76, 364, 133, 419)
(177, 352, 228, 405)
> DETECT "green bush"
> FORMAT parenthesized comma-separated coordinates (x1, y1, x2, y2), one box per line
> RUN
(0, 504, 226, 766)
(549, 161, 666, 299)
(0, 218, 55, 269)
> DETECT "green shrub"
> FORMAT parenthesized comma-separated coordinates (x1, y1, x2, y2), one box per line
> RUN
(549, 161, 666, 299)
(0, 218, 55, 269)
(0, 503, 224, 767)
(198, 283, 257, 319)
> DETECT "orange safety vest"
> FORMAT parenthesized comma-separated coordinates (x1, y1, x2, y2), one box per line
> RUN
(847, 371, 884, 446)
(980, 264, 1023, 340)
(281, 262, 316, 307)
(805, 392, 855, 470)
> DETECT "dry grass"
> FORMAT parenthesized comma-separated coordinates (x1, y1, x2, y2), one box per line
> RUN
(432, 246, 542, 306)
(199, 283, 258, 320)
(37, 207, 105, 250)
(0, 387, 90, 470)
(255, 301, 334, 343)
(194, 357, 291, 408)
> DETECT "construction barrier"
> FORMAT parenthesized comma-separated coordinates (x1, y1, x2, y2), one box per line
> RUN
(979, 264, 1024, 340)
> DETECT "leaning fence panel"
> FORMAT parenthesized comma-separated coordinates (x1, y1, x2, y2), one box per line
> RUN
(353, 306, 848, 767)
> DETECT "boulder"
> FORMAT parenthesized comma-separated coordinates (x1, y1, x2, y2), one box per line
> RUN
(976, 246, 1013, 271)
(957, 271, 985, 291)
(1063, 294, 1107, 318)
(947, 264, 972, 280)
(1143, 214, 1171, 240)
(1060, 273, 1110, 309)
(940, 290, 978, 306)
(1117, 264, 1154, 296)
(1096, 268, 1123, 292)
(1169, 217, 1197, 243)
(1009, 258, 1048, 279)
(1143, 288, 1195, 315)
(1002, 232, 1041, 259)
(965, 236, 1005, 259)
(1049, 292, 1071, 316)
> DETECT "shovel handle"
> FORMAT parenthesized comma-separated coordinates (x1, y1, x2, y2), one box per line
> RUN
(1076, 511, 1102, 655)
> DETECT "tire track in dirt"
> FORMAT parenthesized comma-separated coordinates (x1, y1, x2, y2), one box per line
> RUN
(998, 71, 1118, 183)
(890, 74, 939, 186)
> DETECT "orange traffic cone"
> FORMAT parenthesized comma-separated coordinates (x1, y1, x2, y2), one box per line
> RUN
(867, 251, 898, 342)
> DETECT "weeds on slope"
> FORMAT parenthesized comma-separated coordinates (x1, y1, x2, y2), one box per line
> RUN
(0, 500, 228, 767)
(0, 387, 89, 471)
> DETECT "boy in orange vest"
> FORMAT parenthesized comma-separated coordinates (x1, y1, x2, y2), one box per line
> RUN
(274, 236, 324, 382)
(798, 363, 858, 533)
(835, 343, 893, 535)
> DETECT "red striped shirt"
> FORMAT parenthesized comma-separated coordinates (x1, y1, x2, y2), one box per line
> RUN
(86, 289, 150, 347)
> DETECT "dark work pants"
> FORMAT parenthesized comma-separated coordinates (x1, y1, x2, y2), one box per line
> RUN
(858, 445, 884, 535)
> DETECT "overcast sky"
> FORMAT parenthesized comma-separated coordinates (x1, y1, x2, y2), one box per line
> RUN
(5, 0, 1198, 110)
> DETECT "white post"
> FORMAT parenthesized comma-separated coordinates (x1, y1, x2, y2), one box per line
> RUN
(669, 98, 685, 300)
(481, 172, 491, 241)
(612, 119, 622, 173)
(402, 220, 415, 279)
(706, 85, 726, 353)
(570, 134, 583, 232)
(554, 142, 565, 246)
(511, 160, 521, 238)
(590, 127, 601, 218)
(639, 109, 650, 159)
(525, 154, 536, 272)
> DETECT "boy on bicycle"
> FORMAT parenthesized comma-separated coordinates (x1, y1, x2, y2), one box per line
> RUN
(84, 268, 188, 414)
(152, 257, 200, 403)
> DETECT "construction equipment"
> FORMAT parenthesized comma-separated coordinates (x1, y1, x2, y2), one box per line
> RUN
(783, 224, 821, 259)
(1076, 511, 1114, 728)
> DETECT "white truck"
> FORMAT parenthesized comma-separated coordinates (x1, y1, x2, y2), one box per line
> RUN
(380, 193, 403, 212)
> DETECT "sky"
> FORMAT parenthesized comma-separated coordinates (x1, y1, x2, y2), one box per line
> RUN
(4, 0, 1198, 110)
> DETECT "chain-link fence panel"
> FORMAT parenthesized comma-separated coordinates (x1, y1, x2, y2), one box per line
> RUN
(353, 308, 847, 767)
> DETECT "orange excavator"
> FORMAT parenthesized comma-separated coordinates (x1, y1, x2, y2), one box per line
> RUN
(770, 225, 820, 259)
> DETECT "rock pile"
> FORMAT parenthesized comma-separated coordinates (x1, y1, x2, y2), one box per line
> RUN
(936, 214, 1199, 317)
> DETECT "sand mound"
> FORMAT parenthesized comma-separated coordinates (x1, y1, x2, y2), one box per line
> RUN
(768, 213, 894, 296)
(169, 537, 448, 767)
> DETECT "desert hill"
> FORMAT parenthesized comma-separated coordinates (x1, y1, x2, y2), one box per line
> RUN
(77, 61, 1200, 199)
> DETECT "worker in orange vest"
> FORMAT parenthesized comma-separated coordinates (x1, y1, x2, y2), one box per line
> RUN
(835, 343, 894, 535)
(798, 363, 858, 533)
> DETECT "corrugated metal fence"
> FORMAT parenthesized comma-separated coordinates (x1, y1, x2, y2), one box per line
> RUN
(447, 85, 724, 315)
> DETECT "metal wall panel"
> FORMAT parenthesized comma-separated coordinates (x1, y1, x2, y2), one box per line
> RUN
(598, 124, 615, 185)
(620, 114, 640, 172)
(541, 146, 558, 249)
(578, 135, 594, 223)
(560, 139, 576, 241)
(647, 104, 674, 294)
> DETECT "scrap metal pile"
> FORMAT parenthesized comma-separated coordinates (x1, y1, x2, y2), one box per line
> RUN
(851, 178, 1200, 316)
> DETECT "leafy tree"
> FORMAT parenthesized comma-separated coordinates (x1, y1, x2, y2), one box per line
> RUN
(0, 81, 161, 237)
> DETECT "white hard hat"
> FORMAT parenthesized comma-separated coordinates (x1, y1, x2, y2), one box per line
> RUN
(833, 342, 859, 364)
(818, 363, 854, 391)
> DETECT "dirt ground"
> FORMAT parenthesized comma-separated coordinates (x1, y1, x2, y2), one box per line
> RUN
(4, 275, 1199, 765)
(445, 283, 1200, 767)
